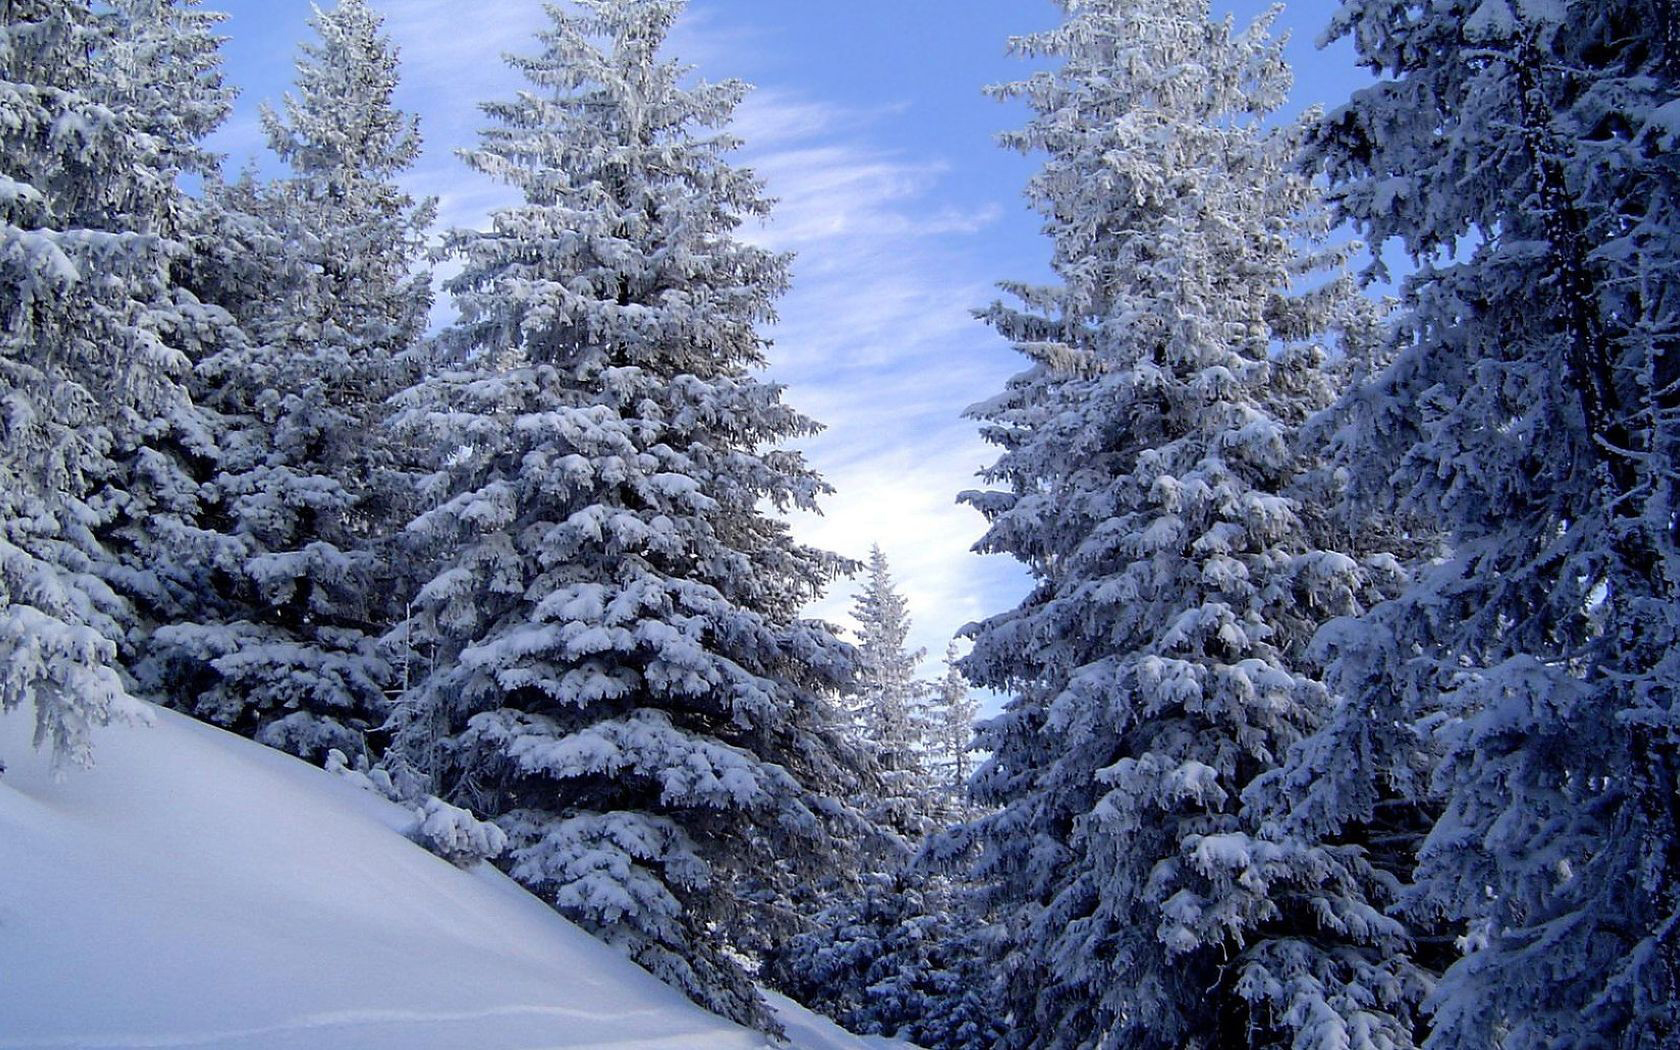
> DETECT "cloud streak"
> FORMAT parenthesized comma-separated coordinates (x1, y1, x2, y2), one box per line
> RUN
(728, 92, 1027, 671)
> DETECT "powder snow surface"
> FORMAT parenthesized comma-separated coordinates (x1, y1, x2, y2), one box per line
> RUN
(0, 703, 905, 1050)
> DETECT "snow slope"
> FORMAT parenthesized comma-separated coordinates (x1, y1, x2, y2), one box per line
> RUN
(0, 703, 902, 1050)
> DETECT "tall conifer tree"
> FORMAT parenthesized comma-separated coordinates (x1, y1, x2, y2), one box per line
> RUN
(953, 1, 1421, 1045)
(94, 0, 248, 645)
(141, 0, 433, 761)
(929, 640, 981, 804)
(0, 0, 230, 766)
(1307, 1, 1680, 1045)
(849, 544, 935, 838)
(387, 0, 862, 1029)
(767, 550, 993, 1046)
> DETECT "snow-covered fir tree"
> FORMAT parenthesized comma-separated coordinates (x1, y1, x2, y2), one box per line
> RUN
(768, 550, 997, 1044)
(849, 544, 937, 838)
(770, 867, 1006, 1050)
(0, 0, 230, 766)
(1238, 274, 1455, 1046)
(928, 639, 981, 805)
(1308, 1, 1680, 1045)
(91, 0, 258, 715)
(90, 0, 247, 640)
(947, 1, 1425, 1045)
(137, 0, 434, 762)
(385, 0, 864, 1030)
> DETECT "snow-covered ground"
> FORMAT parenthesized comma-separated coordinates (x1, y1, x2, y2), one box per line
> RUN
(0, 703, 906, 1050)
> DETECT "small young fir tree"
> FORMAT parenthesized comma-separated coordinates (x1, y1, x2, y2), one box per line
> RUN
(848, 544, 938, 839)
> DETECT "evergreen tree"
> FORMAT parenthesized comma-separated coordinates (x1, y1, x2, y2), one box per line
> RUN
(138, 0, 433, 762)
(849, 544, 936, 838)
(768, 549, 993, 1042)
(928, 639, 981, 804)
(1309, 1, 1680, 1045)
(386, 0, 862, 1029)
(92, 0, 248, 647)
(951, 1, 1422, 1045)
(0, 0, 229, 766)
(770, 868, 1007, 1050)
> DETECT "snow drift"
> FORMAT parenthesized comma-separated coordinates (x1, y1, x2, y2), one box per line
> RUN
(0, 702, 897, 1049)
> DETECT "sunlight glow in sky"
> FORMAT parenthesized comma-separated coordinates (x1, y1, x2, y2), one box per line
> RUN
(210, 0, 1361, 686)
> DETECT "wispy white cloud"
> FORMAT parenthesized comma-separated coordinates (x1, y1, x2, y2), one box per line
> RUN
(378, 0, 549, 84)
(727, 91, 1028, 670)
(205, 111, 266, 172)
(663, 3, 770, 77)
(375, 1, 536, 226)
(731, 90, 909, 150)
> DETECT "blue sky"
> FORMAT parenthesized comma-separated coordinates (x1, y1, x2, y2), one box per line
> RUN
(209, 0, 1363, 686)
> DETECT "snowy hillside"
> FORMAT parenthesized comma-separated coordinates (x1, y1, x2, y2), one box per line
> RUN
(0, 704, 901, 1050)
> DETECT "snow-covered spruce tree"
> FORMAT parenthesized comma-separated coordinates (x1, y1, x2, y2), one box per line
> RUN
(90, 0, 250, 679)
(138, 0, 434, 762)
(386, 0, 863, 1030)
(1239, 279, 1457, 1044)
(767, 548, 989, 1042)
(0, 0, 229, 766)
(849, 543, 937, 838)
(948, 2, 1425, 1046)
(770, 868, 1008, 1050)
(1309, 1, 1680, 1046)
(929, 639, 982, 805)
(97, 0, 231, 184)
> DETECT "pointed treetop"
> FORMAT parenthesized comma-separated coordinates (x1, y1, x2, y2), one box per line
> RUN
(262, 0, 422, 179)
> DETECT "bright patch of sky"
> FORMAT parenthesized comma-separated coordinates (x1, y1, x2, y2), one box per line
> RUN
(210, 0, 1362, 696)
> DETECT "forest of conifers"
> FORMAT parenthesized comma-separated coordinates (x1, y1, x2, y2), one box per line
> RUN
(2, 1, 1676, 1047)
